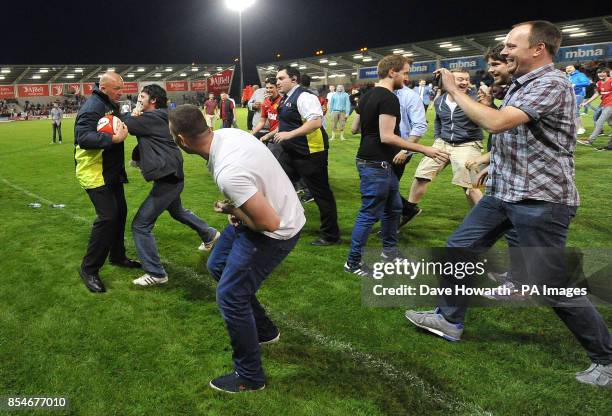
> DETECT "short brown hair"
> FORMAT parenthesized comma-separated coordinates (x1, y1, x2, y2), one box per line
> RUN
(377, 55, 410, 79)
(450, 66, 470, 74)
(484, 43, 507, 63)
(513, 20, 562, 57)
(168, 104, 208, 139)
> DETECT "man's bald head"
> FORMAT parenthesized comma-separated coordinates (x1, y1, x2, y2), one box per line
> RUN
(99, 71, 124, 103)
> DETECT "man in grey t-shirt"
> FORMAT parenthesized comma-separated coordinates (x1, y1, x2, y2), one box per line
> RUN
(50, 103, 63, 144)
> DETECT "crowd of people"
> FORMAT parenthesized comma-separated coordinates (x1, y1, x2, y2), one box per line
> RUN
(67, 19, 611, 394)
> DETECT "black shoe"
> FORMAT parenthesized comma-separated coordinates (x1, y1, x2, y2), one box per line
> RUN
(311, 237, 340, 246)
(343, 261, 370, 277)
(399, 206, 422, 229)
(259, 330, 280, 345)
(209, 372, 265, 393)
(79, 268, 106, 293)
(109, 258, 142, 268)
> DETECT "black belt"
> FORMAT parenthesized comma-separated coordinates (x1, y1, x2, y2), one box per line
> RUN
(356, 158, 390, 169)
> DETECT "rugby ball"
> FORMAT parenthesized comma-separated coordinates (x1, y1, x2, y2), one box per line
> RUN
(97, 115, 121, 135)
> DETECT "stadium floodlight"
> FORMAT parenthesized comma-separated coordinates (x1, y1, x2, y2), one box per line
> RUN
(494, 35, 507, 41)
(226, 0, 256, 99)
(562, 26, 581, 32)
(290, 62, 298, 67)
(165, 68, 173, 72)
(66, 74, 75, 79)
(217, 67, 223, 71)
(180, 73, 187, 77)
(298, 65, 306, 70)
(127, 74, 135, 78)
(204, 72, 211, 76)
(569, 32, 588, 37)
(362, 57, 373, 62)
(402, 53, 414, 57)
(439, 43, 453, 48)
(107, 68, 115, 72)
(137, 68, 145, 72)
(39, 69, 49, 73)
(191, 67, 199, 71)
(32, 75, 41, 79)
(154, 73, 162, 77)
(328, 62, 337, 66)
(0, 76, 4, 80)
(319, 59, 328, 63)
(351, 72, 357, 75)
(267, 66, 275, 70)
(75, 68, 83, 73)
(449, 47, 462, 51)
(353, 54, 363, 59)
(1, 68, 10, 73)
(392, 49, 404, 54)
(336, 73, 345, 77)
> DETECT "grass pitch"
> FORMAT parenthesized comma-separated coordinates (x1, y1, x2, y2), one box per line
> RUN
(0, 108, 611, 415)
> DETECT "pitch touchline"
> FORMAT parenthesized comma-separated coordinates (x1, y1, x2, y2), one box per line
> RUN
(2, 177, 491, 415)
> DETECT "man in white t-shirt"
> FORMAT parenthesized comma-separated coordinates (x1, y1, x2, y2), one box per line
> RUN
(168, 104, 305, 394)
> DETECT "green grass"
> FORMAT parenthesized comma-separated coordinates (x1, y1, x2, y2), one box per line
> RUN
(0, 108, 611, 416)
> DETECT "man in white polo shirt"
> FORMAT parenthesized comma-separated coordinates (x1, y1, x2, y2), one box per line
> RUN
(168, 104, 305, 394)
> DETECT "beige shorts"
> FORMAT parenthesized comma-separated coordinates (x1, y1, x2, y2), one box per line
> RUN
(330, 111, 347, 131)
(204, 113, 216, 128)
(414, 138, 483, 188)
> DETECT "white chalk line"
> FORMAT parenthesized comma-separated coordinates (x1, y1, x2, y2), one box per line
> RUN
(2, 176, 491, 415)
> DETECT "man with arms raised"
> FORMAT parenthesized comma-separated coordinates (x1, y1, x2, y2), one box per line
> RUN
(169, 105, 305, 393)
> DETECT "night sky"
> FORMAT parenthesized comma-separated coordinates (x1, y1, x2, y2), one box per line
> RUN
(3, 0, 604, 87)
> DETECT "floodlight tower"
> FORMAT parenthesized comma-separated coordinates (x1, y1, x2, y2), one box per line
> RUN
(225, 0, 256, 101)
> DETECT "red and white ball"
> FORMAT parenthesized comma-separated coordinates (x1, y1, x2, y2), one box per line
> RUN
(97, 115, 121, 135)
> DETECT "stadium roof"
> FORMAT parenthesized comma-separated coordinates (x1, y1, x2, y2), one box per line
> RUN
(0, 64, 234, 85)
(256, 16, 611, 81)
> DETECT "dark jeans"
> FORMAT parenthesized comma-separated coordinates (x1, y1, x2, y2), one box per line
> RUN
(132, 177, 217, 277)
(348, 160, 402, 265)
(247, 110, 255, 131)
(52, 122, 62, 142)
(81, 182, 128, 274)
(438, 196, 612, 364)
(285, 150, 340, 241)
(207, 225, 300, 383)
(392, 158, 414, 217)
(222, 118, 233, 128)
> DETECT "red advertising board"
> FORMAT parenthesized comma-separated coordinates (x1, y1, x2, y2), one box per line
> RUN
(190, 80, 207, 92)
(67, 83, 82, 95)
(122, 82, 139, 94)
(206, 69, 234, 95)
(83, 83, 95, 95)
(17, 84, 49, 97)
(166, 81, 188, 92)
(0, 85, 15, 99)
(51, 84, 64, 96)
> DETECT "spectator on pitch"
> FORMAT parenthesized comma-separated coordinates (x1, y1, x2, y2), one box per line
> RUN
(121, 101, 131, 114)
(270, 66, 340, 246)
(393, 75, 428, 231)
(566, 65, 590, 136)
(413, 79, 433, 112)
(329, 85, 350, 141)
(241, 84, 253, 107)
(168, 104, 305, 393)
(325, 85, 336, 128)
(120, 85, 219, 286)
(253, 77, 281, 141)
(404, 67, 485, 224)
(247, 84, 266, 134)
(246, 84, 259, 130)
(345, 55, 449, 276)
(219, 92, 235, 128)
(405, 21, 612, 388)
(74, 71, 140, 293)
(578, 67, 612, 149)
(202, 93, 218, 130)
(349, 87, 360, 116)
(50, 102, 63, 144)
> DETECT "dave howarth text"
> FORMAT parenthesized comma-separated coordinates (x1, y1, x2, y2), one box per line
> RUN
(373, 284, 588, 298)
(371, 259, 487, 280)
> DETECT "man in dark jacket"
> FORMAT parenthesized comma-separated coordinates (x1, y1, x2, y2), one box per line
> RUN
(75, 71, 141, 294)
(406, 67, 484, 220)
(122, 85, 220, 286)
(219, 92, 234, 128)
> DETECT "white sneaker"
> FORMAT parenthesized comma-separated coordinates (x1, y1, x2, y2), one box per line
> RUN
(577, 128, 586, 135)
(133, 273, 168, 286)
(198, 230, 221, 252)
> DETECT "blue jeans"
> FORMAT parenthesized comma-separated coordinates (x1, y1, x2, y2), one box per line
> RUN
(438, 196, 612, 364)
(347, 161, 402, 265)
(207, 225, 300, 383)
(132, 178, 217, 277)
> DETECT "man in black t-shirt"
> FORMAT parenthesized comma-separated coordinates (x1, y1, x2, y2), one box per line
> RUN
(344, 55, 450, 276)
